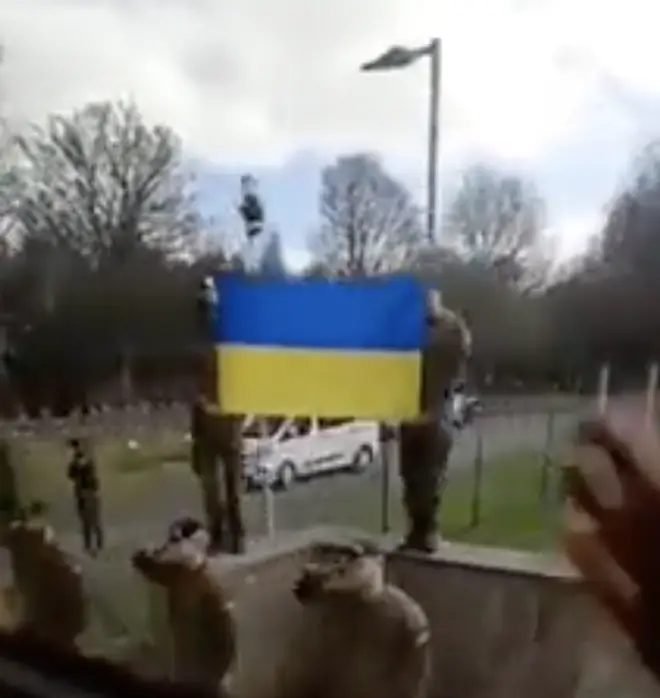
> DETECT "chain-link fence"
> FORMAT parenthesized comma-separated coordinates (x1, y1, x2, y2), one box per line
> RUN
(2, 373, 659, 665)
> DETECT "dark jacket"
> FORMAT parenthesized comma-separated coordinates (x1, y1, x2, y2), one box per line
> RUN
(67, 453, 99, 495)
(239, 193, 264, 236)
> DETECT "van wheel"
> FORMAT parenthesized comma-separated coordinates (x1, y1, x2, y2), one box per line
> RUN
(351, 446, 374, 473)
(277, 461, 297, 490)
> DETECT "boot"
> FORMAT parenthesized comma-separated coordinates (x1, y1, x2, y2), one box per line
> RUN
(399, 513, 441, 553)
(207, 515, 226, 553)
(399, 456, 443, 554)
(398, 533, 441, 554)
(229, 531, 246, 555)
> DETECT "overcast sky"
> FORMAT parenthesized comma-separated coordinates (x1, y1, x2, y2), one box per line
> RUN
(2, 0, 659, 269)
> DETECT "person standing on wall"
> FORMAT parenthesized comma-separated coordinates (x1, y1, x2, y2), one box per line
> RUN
(66, 438, 104, 556)
(192, 266, 245, 554)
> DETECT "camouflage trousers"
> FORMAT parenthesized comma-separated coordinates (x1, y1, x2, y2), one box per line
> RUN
(199, 461, 244, 554)
(192, 402, 245, 554)
(398, 419, 452, 552)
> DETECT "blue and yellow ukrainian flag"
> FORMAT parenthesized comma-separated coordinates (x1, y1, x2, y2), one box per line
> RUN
(212, 274, 426, 420)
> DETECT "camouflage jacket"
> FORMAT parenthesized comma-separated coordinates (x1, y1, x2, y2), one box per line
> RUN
(4, 521, 86, 644)
(133, 544, 236, 685)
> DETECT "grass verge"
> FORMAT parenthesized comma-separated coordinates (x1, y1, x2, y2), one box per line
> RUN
(440, 449, 563, 551)
(321, 449, 563, 552)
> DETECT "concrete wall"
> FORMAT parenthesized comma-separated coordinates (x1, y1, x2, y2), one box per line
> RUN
(214, 533, 312, 698)
(387, 544, 653, 698)
(210, 529, 655, 698)
(387, 545, 587, 698)
(387, 544, 660, 698)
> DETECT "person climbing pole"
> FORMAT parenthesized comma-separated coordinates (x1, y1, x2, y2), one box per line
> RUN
(238, 173, 265, 240)
(237, 173, 286, 276)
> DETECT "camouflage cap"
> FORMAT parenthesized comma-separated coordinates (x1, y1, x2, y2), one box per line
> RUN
(167, 516, 204, 543)
(155, 539, 208, 571)
(310, 537, 382, 560)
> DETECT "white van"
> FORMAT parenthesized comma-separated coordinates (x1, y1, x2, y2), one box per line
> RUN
(241, 416, 379, 489)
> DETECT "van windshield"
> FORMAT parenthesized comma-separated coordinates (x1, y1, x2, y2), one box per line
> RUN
(242, 416, 287, 438)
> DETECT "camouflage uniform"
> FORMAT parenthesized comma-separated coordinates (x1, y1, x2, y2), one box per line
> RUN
(398, 292, 471, 553)
(0, 439, 20, 525)
(191, 401, 245, 554)
(284, 540, 431, 698)
(2, 518, 86, 647)
(194, 274, 245, 555)
(132, 532, 237, 693)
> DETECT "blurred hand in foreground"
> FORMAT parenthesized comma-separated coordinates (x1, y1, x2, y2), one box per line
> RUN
(563, 413, 660, 679)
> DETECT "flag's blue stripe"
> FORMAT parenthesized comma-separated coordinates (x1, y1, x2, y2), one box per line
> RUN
(212, 273, 426, 352)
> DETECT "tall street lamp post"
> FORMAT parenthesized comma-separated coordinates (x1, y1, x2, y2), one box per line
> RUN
(361, 38, 441, 245)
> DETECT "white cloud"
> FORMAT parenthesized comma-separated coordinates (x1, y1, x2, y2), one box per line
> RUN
(2, 0, 660, 255)
(0, 0, 618, 165)
(547, 212, 604, 261)
(283, 246, 311, 272)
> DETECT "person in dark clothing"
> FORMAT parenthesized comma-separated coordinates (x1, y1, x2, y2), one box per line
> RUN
(238, 173, 264, 239)
(66, 438, 104, 556)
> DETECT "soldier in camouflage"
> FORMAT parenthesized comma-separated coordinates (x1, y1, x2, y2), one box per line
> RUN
(1, 511, 86, 647)
(398, 290, 471, 553)
(191, 176, 286, 554)
(132, 520, 237, 694)
(280, 538, 432, 698)
(0, 438, 21, 526)
(194, 274, 245, 555)
(190, 399, 245, 554)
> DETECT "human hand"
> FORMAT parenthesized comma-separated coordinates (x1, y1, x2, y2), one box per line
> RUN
(562, 413, 660, 678)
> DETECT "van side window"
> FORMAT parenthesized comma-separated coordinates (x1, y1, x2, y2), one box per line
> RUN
(243, 416, 285, 438)
(318, 417, 353, 429)
(280, 417, 312, 441)
(293, 417, 312, 436)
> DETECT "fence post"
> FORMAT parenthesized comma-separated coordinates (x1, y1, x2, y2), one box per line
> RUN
(258, 419, 275, 537)
(379, 423, 397, 535)
(538, 410, 555, 503)
(597, 363, 610, 415)
(646, 361, 658, 429)
(469, 421, 485, 528)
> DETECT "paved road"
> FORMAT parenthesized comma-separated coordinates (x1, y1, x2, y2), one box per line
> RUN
(0, 411, 578, 577)
(65, 411, 577, 548)
(258, 411, 575, 533)
(0, 410, 580, 636)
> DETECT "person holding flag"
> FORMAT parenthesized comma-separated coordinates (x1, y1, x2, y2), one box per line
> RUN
(212, 275, 470, 553)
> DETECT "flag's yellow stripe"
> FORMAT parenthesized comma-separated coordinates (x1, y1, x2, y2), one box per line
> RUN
(216, 345, 421, 420)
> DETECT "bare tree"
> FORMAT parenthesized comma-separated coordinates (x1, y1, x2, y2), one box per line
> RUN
(5, 100, 200, 266)
(600, 139, 660, 278)
(443, 163, 546, 283)
(309, 153, 424, 276)
(0, 46, 13, 243)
